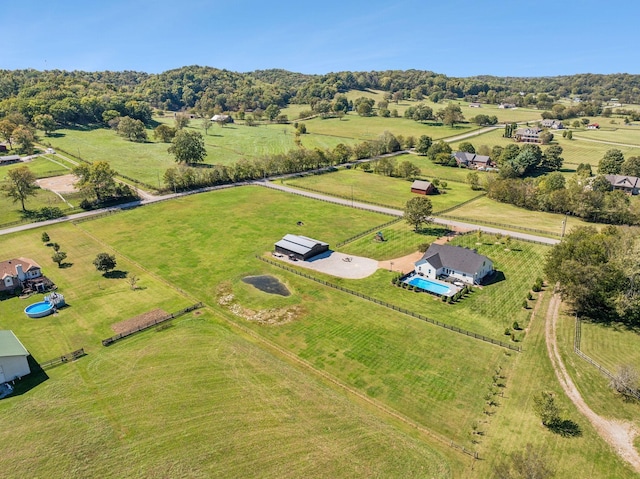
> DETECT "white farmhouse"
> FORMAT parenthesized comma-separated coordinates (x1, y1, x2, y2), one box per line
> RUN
(414, 244, 493, 285)
(0, 331, 31, 383)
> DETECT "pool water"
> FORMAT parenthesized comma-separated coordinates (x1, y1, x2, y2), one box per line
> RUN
(405, 276, 452, 295)
(26, 301, 53, 313)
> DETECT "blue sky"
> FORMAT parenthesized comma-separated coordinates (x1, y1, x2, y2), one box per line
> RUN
(3, 0, 639, 77)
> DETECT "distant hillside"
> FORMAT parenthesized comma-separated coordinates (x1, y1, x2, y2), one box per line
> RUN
(1, 66, 639, 126)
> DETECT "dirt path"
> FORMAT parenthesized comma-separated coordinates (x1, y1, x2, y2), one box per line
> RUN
(545, 292, 640, 473)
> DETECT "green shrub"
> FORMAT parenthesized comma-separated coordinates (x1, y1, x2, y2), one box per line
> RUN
(512, 321, 520, 330)
(522, 300, 528, 309)
(504, 327, 511, 336)
(527, 292, 533, 301)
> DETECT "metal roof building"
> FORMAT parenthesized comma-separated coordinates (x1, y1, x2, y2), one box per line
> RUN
(275, 234, 329, 261)
(0, 330, 30, 383)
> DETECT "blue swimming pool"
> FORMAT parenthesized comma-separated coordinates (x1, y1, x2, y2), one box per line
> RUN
(405, 276, 452, 296)
(24, 301, 54, 318)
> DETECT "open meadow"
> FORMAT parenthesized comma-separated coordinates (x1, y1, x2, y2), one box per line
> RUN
(283, 168, 483, 212)
(0, 184, 637, 477)
(441, 195, 592, 237)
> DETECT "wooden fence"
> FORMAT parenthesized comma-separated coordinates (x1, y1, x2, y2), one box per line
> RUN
(101, 303, 204, 346)
(335, 217, 403, 248)
(573, 317, 640, 401)
(257, 256, 520, 352)
(40, 348, 86, 370)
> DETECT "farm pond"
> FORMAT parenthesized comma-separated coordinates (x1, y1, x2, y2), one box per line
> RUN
(242, 275, 290, 296)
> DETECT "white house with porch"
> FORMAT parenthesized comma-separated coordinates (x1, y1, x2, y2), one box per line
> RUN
(414, 244, 493, 285)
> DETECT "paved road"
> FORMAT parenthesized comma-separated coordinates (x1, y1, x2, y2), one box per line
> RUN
(260, 182, 560, 245)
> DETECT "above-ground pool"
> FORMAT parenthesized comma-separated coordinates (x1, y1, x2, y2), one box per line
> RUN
(24, 301, 54, 318)
(404, 276, 457, 296)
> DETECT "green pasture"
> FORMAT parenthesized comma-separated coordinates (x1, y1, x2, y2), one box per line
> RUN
(0, 184, 634, 477)
(301, 113, 479, 142)
(0, 316, 452, 478)
(340, 231, 547, 338)
(576, 321, 640, 374)
(465, 126, 640, 170)
(47, 120, 358, 187)
(475, 292, 637, 478)
(573, 125, 640, 146)
(442, 195, 591, 237)
(0, 216, 456, 478)
(284, 168, 483, 211)
(0, 187, 80, 227)
(0, 156, 70, 182)
(555, 308, 640, 431)
(403, 153, 493, 183)
(339, 220, 444, 260)
(80, 186, 517, 446)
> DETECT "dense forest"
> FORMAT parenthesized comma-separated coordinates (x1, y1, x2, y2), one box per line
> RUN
(1, 66, 640, 127)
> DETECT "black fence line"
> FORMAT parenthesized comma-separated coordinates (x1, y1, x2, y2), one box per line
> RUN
(439, 213, 561, 237)
(573, 317, 640, 400)
(432, 193, 487, 216)
(255, 183, 399, 217)
(281, 182, 404, 211)
(335, 218, 404, 248)
(257, 256, 520, 352)
(40, 348, 86, 370)
(72, 209, 123, 224)
(101, 303, 204, 346)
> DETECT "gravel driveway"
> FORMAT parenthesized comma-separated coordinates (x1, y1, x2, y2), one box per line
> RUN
(278, 251, 378, 279)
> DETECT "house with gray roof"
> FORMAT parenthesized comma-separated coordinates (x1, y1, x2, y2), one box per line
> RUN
(0, 155, 21, 165)
(540, 119, 564, 129)
(275, 234, 329, 261)
(605, 174, 640, 195)
(0, 330, 30, 383)
(414, 244, 493, 285)
(453, 151, 493, 169)
(514, 128, 542, 143)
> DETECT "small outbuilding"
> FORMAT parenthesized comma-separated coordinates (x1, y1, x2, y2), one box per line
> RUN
(0, 155, 21, 166)
(411, 180, 436, 195)
(0, 331, 31, 383)
(275, 234, 329, 261)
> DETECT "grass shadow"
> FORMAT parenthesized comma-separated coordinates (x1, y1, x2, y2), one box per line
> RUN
(483, 270, 506, 286)
(3, 356, 49, 399)
(549, 419, 582, 437)
(45, 132, 66, 138)
(103, 270, 128, 279)
(59, 262, 73, 269)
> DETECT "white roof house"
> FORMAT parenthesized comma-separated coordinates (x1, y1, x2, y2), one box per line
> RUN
(0, 331, 30, 383)
(415, 244, 493, 285)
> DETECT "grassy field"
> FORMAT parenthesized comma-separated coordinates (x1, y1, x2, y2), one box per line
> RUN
(573, 125, 640, 145)
(0, 184, 635, 477)
(442, 195, 592, 237)
(0, 155, 71, 181)
(46, 120, 359, 187)
(80, 187, 521, 447)
(0, 220, 458, 478)
(283, 168, 483, 211)
(474, 292, 638, 478)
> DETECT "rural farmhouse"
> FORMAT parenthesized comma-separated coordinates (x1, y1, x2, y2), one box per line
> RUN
(0, 258, 42, 293)
(414, 244, 493, 286)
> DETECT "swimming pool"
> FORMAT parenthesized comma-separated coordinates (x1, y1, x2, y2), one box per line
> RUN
(24, 301, 54, 318)
(405, 276, 453, 296)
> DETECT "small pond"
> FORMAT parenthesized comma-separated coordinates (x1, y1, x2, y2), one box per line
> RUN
(242, 275, 290, 296)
